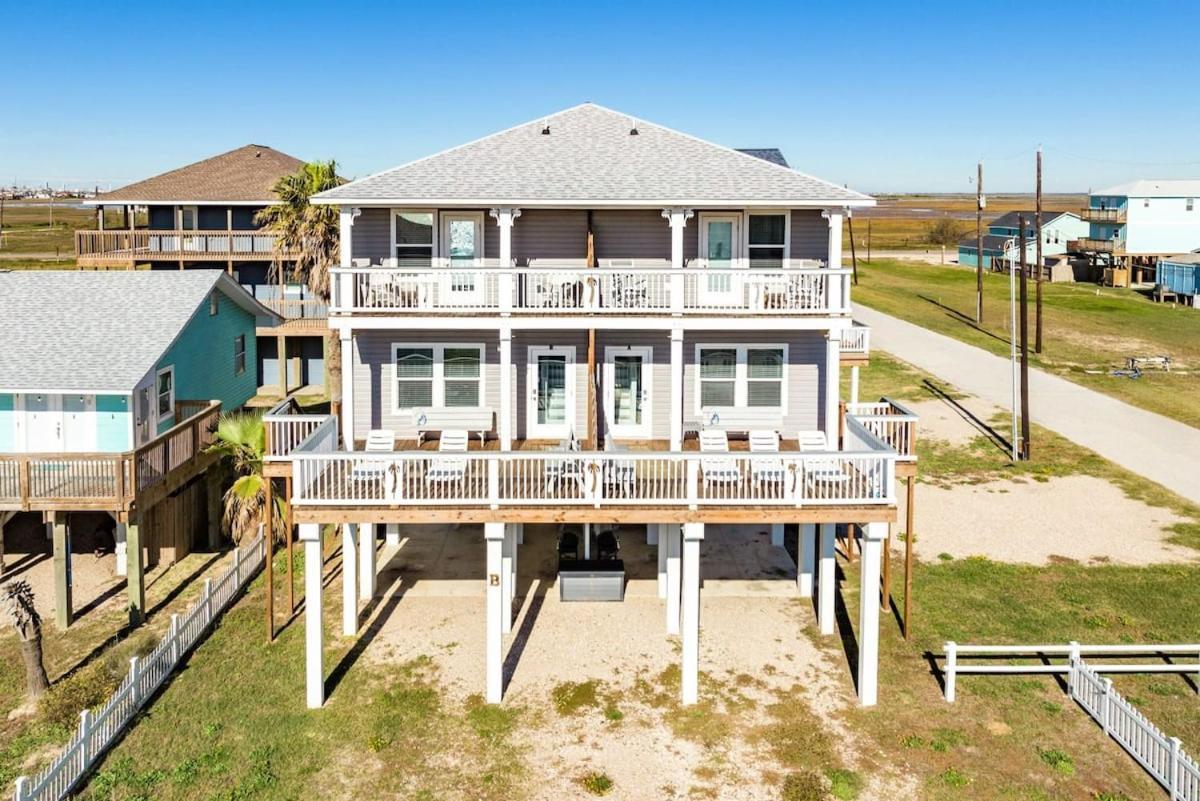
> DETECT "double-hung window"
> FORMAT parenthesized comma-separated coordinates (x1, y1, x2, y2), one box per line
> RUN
(747, 213, 787, 268)
(394, 211, 435, 268)
(393, 343, 484, 413)
(233, 334, 246, 376)
(696, 345, 787, 412)
(156, 366, 175, 422)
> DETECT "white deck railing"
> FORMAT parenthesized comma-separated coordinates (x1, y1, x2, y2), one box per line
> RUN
(846, 398, 918, 462)
(330, 265, 852, 316)
(839, 322, 871, 355)
(12, 531, 267, 801)
(263, 398, 332, 461)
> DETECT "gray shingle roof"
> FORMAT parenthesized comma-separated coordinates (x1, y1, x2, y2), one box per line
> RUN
(987, 210, 1074, 229)
(316, 103, 870, 207)
(0, 270, 275, 393)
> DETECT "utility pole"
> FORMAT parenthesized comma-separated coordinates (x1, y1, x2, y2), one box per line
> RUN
(1017, 215, 1031, 460)
(1035, 147, 1044, 354)
(847, 210, 859, 285)
(867, 219, 872, 263)
(976, 161, 984, 323)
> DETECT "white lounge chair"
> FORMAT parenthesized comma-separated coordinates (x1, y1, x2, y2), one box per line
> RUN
(797, 430, 848, 487)
(425, 429, 469, 487)
(351, 429, 394, 481)
(700, 429, 741, 487)
(603, 438, 636, 497)
(749, 430, 786, 487)
(544, 432, 585, 496)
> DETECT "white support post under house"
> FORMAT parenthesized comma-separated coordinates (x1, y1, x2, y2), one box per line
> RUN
(770, 524, 785, 548)
(485, 522, 505, 703)
(670, 327, 684, 451)
(646, 524, 658, 546)
(665, 523, 682, 634)
(114, 523, 128, 577)
(490, 208, 520, 315)
(341, 523, 358, 636)
(386, 523, 400, 546)
(498, 326, 513, 449)
(657, 523, 668, 598)
(822, 209, 844, 312)
(501, 524, 515, 634)
(663, 208, 693, 315)
(798, 523, 816, 597)
(849, 365, 860, 406)
(300, 523, 324, 708)
(858, 522, 886, 706)
(824, 333, 841, 447)
(358, 523, 376, 601)
(818, 523, 836, 635)
(680, 522, 704, 705)
(340, 333, 355, 450)
(510, 523, 519, 607)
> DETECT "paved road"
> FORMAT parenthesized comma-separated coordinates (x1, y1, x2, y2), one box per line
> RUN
(855, 305, 1200, 505)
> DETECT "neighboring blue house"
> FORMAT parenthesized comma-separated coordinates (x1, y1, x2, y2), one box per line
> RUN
(0, 270, 279, 454)
(1157, 252, 1200, 307)
(958, 210, 1088, 269)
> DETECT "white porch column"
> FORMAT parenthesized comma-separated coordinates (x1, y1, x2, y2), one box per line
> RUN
(662, 208, 693, 315)
(822, 209, 844, 312)
(386, 523, 400, 546)
(670, 327, 684, 451)
(665, 523, 682, 634)
(114, 523, 128, 577)
(849, 365, 860, 406)
(498, 326, 513, 449)
(858, 522, 886, 706)
(300, 523, 324, 708)
(657, 523, 668, 598)
(490, 208, 520, 315)
(680, 522, 704, 705)
(818, 523, 836, 635)
(337, 208, 357, 310)
(358, 523, 376, 601)
(340, 333, 355, 450)
(824, 334, 841, 446)
(798, 523, 816, 597)
(510, 524, 519, 605)
(770, 524, 785, 548)
(485, 522, 505, 703)
(341, 523, 358, 636)
(501, 524, 515, 634)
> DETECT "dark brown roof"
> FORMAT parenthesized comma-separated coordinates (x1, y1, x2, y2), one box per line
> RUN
(97, 145, 305, 203)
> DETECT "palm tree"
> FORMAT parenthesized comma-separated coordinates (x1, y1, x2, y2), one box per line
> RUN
(205, 412, 284, 545)
(255, 161, 346, 409)
(1, 580, 50, 701)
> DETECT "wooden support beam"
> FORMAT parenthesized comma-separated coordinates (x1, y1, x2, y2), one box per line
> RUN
(881, 521, 891, 612)
(904, 475, 915, 640)
(206, 466, 222, 551)
(265, 476, 275, 643)
(50, 514, 72, 629)
(126, 519, 145, 627)
(285, 475, 295, 613)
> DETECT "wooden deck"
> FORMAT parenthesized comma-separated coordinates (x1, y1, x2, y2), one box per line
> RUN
(75, 229, 295, 266)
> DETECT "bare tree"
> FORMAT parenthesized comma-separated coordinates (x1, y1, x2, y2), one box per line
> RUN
(1, 580, 50, 701)
(926, 217, 965, 264)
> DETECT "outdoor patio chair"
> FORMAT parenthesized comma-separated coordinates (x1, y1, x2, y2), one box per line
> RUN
(596, 529, 620, 561)
(558, 529, 580, 561)
(425, 429, 469, 488)
(797, 430, 849, 489)
(603, 438, 636, 497)
(351, 429, 395, 481)
(699, 429, 741, 487)
(748, 429, 787, 488)
(544, 433, 586, 496)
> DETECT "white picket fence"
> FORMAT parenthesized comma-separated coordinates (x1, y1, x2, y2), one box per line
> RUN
(11, 530, 267, 801)
(942, 641, 1200, 799)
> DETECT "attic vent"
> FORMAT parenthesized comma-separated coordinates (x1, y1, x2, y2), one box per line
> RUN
(629, 117, 639, 136)
(541, 122, 551, 135)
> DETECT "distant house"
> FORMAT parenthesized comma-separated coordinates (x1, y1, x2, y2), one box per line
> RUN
(958, 210, 1087, 270)
(1073, 180, 1200, 282)
(0, 271, 278, 629)
(78, 145, 328, 394)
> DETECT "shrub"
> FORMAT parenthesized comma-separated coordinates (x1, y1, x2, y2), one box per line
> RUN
(780, 772, 824, 801)
(938, 767, 969, 788)
(580, 771, 614, 796)
(827, 768, 864, 800)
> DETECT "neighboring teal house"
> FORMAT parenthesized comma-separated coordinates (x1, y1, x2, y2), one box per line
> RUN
(958, 210, 1087, 269)
(0, 271, 279, 454)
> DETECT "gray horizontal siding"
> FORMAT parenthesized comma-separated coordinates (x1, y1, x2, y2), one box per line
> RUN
(791, 209, 828, 261)
(514, 210, 588, 263)
(351, 208, 391, 262)
(592, 210, 670, 264)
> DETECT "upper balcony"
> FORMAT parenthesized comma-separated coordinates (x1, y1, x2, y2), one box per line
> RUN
(329, 261, 852, 321)
(75, 229, 294, 267)
(1069, 237, 1126, 255)
(1079, 207, 1126, 224)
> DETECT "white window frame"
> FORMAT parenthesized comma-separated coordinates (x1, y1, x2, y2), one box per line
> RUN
(438, 210, 486, 267)
(694, 343, 788, 415)
(389, 209, 438, 266)
(603, 345, 653, 439)
(389, 342, 486, 416)
(155, 365, 175, 426)
(742, 210, 791, 269)
(526, 345, 577, 439)
(698, 212, 744, 269)
(233, 334, 246, 376)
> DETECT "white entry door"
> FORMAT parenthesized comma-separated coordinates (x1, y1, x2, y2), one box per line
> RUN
(698, 214, 742, 306)
(527, 346, 575, 439)
(440, 212, 485, 307)
(603, 346, 652, 439)
(62, 394, 96, 452)
(22, 393, 63, 453)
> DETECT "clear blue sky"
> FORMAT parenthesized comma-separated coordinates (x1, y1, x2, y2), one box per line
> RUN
(4, 0, 1198, 194)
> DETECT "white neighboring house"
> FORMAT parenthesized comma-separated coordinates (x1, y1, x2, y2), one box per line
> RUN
(1075, 179, 1200, 281)
(265, 103, 916, 711)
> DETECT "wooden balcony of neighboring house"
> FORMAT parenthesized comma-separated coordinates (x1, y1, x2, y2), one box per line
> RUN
(262, 402, 917, 525)
(255, 296, 329, 334)
(838, 322, 870, 366)
(329, 260, 852, 320)
(1070, 237, 1125, 255)
(1078, 206, 1127, 224)
(75, 228, 295, 267)
(0, 400, 221, 515)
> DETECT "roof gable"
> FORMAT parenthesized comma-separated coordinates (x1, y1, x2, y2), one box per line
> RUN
(0, 271, 276, 393)
(315, 103, 870, 207)
(1095, 179, 1200, 198)
(95, 145, 305, 204)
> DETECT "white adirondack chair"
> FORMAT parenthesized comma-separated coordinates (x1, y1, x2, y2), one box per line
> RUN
(797, 430, 848, 488)
(352, 429, 395, 481)
(699, 429, 741, 487)
(426, 429, 469, 487)
(748, 430, 786, 487)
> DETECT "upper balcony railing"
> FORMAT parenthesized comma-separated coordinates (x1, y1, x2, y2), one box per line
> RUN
(330, 262, 851, 317)
(76, 229, 294, 264)
(845, 398, 917, 462)
(839, 321, 871, 356)
(1079, 207, 1127, 223)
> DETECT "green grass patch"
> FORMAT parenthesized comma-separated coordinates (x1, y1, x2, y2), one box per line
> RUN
(578, 771, 614, 796)
(551, 680, 600, 716)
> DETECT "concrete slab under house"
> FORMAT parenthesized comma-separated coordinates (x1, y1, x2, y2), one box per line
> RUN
(260, 102, 920, 712)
